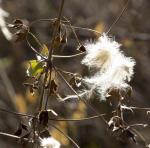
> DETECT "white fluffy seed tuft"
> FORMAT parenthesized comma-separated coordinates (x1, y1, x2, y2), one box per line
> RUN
(81, 33, 136, 100)
(40, 137, 61, 148)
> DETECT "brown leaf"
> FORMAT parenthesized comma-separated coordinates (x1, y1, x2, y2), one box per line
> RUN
(39, 110, 49, 127)
(69, 75, 81, 88)
(15, 27, 28, 42)
(78, 45, 86, 52)
(8, 19, 23, 29)
(50, 80, 58, 94)
(40, 130, 51, 138)
(53, 35, 62, 48)
(14, 123, 28, 136)
(14, 127, 22, 136)
(61, 30, 67, 44)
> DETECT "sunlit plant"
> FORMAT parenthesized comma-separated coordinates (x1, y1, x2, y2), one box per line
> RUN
(0, 0, 150, 148)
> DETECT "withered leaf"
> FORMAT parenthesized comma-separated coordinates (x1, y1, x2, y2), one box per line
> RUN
(8, 19, 23, 29)
(9, 19, 28, 42)
(40, 44, 49, 58)
(21, 132, 30, 139)
(40, 130, 51, 138)
(53, 35, 62, 48)
(14, 127, 22, 136)
(78, 45, 86, 52)
(50, 80, 58, 94)
(14, 123, 28, 136)
(69, 75, 81, 88)
(61, 30, 67, 44)
(15, 27, 28, 42)
(21, 124, 28, 131)
(39, 110, 49, 127)
(124, 129, 136, 143)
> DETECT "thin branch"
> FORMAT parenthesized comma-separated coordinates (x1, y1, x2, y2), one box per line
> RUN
(0, 132, 28, 141)
(54, 66, 108, 125)
(64, 17, 81, 46)
(0, 66, 17, 111)
(0, 107, 35, 118)
(44, 67, 53, 109)
(122, 106, 150, 111)
(29, 18, 56, 27)
(0, 107, 114, 123)
(28, 31, 43, 48)
(129, 123, 148, 128)
(52, 52, 85, 58)
(26, 32, 46, 60)
(49, 111, 115, 122)
(43, 0, 65, 110)
(64, 24, 101, 35)
(49, 124, 80, 148)
(106, 0, 130, 34)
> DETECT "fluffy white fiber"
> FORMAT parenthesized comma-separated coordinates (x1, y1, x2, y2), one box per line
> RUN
(0, 7, 12, 40)
(62, 33, 135, 101)
(82, 33, 135, 100)
(40, 137, 61, 148)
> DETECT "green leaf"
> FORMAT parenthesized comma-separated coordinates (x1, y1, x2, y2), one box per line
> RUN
(27, 60, 44, 76)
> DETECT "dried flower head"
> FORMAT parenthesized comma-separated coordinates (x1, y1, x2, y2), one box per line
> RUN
(82, 33, 136, 100)
(82, 33, 121, 72)
(40, 137, 61, 148)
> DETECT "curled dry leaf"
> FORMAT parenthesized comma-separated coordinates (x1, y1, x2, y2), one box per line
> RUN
(77, 45, 86, 52)
(9, 19, 29, 42)
(38, 110, 49, 127)
(49, 80, 58, 94)
(69, 75, 82, 88)
(108, 116, 136, 143)
(14, 123, 28, 136)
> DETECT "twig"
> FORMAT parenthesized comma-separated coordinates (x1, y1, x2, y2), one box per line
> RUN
(43, 0, 65, 110)
(52, 51, 85, 58)
(0, 132, 28, 141)
(54, 66, 108, 125)
(64, 17, 81, 46)
(49, 111, 115, 122)
(123, 106, 150, 111)
(64, 24, 101, 35)
(106, 0, 130, 34)
(26, 34, 46, 60)
(49, 124, 80, 148)
(0, 66, 17, 111)
(0, 107, 35, 118)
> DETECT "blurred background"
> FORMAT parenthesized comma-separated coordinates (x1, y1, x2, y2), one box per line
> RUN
(0, 0, 150, 147)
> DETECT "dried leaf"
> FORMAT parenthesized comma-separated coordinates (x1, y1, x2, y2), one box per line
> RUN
(15, 27, 28, 42)
(8, 19, 23, 29)
(21, 124, 28, 131)
(77, 45, 86, 52)
(61, 30, 67, 44)
(41, 44, 49, 57)
(40, 130, 51, 138)
(50, 80, 58, 94)
(14, 126, 22, 136)
(53, 35, 62, 48)
(39, 110, 49, 126)
(14, 123, 28, 136)
(69, 75, 82, 88)
(123, 129, 136, 143)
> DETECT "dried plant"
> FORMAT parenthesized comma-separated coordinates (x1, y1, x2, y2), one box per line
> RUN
(0, 0, 150, 148)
